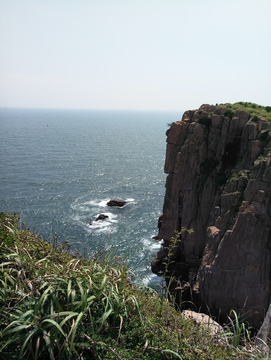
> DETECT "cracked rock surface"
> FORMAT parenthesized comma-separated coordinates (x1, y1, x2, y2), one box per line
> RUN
(152, 104, 271, 327)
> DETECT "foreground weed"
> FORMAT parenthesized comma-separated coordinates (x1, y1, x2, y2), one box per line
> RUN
(223, 309, 250, 348)
(0, 212, 270, 359)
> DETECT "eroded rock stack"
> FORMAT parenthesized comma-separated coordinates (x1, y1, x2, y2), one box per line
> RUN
(152, 104, 271, 327)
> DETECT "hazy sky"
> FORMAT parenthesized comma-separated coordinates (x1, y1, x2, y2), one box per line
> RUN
(0, 0, 270, 111)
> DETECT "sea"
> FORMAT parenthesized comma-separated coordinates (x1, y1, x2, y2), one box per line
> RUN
(0, 108, 183, 285)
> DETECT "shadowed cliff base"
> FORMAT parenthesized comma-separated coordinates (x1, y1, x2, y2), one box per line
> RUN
(152, 102, 271, 330)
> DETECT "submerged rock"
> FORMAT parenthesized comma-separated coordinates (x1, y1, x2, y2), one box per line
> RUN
(152, 103, 271, 328)
(107, 199, 126, 207)
(95, 214, 109, 221)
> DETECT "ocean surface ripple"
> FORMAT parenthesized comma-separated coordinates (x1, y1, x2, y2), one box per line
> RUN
(0, 108, 182, 282)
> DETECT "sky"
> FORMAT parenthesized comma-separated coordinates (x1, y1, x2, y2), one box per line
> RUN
(0, 0, 270, 111)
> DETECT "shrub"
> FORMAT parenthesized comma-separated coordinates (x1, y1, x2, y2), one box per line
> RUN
(252, 115, 259, 123)
(218, 102, 271, 123)
(224, 109, 235, 119)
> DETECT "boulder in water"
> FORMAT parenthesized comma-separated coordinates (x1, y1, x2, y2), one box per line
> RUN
(107, 199, 126, 207)
(95, 214, 109, 221)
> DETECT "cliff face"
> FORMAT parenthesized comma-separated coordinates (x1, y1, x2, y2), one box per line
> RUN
(152, 104, 271, 327)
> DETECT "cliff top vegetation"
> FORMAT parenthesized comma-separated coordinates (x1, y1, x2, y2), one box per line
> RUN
(0, 212, 269, 359)
(218, 102, 271, 123)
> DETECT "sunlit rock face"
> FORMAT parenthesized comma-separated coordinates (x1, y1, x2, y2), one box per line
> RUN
(152, 104, 271, 327)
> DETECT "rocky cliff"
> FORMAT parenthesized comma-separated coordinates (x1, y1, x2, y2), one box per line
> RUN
(152, 104, 271, 328)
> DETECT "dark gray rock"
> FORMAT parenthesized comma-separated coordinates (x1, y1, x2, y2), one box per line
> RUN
(95, 214, 109, 221)
(152, 103, 271, 328)
(107, 199, 126, 207)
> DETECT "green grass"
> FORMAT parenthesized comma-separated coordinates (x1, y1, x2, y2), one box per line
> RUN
(0, 212, 269, 359)
(218, 102, 271, 123)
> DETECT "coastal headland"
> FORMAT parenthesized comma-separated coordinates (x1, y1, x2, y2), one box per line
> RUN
(152, 102, 271, 329)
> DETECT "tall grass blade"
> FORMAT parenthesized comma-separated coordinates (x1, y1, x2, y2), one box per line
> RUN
(42, 318, 67, 338)
(43, 329, 55, 360)
(35, 285, 52, 315)
(163, 349, 183, 359)
(70, 311, 84, 351)
(19, 328, 39, 358)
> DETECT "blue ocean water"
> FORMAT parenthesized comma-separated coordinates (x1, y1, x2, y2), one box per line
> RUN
(0, 108, 182, 282)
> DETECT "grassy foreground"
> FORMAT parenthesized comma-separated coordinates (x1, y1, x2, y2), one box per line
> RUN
(0, 212, 269, 359)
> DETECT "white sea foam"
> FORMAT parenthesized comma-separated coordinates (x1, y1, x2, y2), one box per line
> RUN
(141, 238, 163, 251)
(98, 199, 110, 207)
(150, 240, 163, 250)
(84, 199, 110, 207)
(87, 212, 118, 230)
(85, 223, 117, 235)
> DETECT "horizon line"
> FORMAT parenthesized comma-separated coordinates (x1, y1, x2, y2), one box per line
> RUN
(0, 106, 185, 112)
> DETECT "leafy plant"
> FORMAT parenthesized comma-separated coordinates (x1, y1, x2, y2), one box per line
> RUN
(0, 212, 268, 359)
(252, 115, 259, 123)
(224, 109, 235, 119)
(224, 310, 248, 347)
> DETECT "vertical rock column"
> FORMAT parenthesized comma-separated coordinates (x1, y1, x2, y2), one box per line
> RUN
(152, 104, 271, 327)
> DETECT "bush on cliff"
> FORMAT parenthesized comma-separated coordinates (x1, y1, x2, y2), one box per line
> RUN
(0, 212, 268, 359)
(219, 102, 271, 123)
